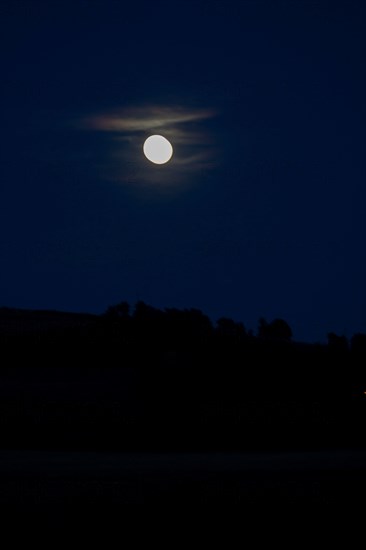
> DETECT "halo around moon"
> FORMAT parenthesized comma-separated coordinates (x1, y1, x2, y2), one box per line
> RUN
(143, 135, 173, 164)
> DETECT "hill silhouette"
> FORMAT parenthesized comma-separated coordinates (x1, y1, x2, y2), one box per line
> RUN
(0, 302, 365, 452)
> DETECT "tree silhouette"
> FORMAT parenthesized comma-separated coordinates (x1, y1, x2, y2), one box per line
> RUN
(104, 301, 130, 319)
(351, 333, 366, 355)
(258, 317, 292, 341)
(216, 317, 246, 340)
(165, 307, 213, 345)
(327, 332, 348, 352)
(133, 301, 163, 322)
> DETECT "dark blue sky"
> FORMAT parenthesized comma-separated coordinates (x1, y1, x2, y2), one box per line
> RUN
(0, 0, 365, 343)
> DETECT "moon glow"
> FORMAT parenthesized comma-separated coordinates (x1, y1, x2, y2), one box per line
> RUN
(143, 135, 173, 164)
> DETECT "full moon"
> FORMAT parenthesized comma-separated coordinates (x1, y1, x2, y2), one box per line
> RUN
(143, 135, 173, 165)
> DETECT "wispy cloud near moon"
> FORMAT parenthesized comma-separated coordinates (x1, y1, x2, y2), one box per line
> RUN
(86, 106, 215, 134)
(82, 105, 218, 194)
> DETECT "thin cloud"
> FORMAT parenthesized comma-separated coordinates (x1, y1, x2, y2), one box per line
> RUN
(82, 104, 218, 194)
(85, 106, 216, 135)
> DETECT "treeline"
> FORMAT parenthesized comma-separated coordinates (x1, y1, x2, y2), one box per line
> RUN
(1, 301, 365, 396)
(0, 301, 365, 451)
(0, 300, 365, 381)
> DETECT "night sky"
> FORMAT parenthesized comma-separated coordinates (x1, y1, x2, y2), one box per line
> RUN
(0, 0, 365, 343)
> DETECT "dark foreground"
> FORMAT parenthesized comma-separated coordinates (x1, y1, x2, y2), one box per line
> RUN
(1, 450, 365, 529)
